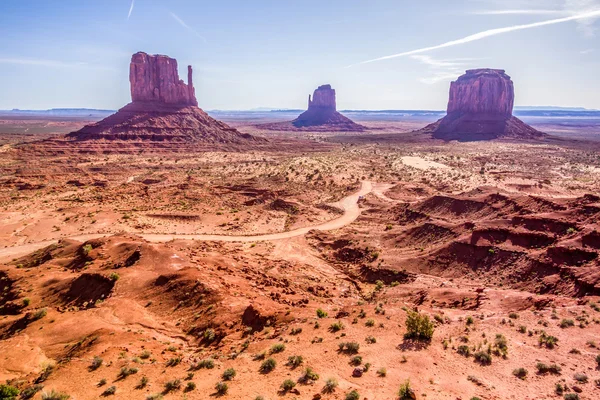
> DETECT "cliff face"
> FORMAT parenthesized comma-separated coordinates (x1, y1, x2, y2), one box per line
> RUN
(129, 52, 198, 106)
(447, 69, 514, 117)
(308, 85, 337, 110)
(424, 69, 545, 141)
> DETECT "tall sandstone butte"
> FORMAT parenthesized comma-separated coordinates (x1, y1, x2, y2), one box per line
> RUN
(289, 84, 364, 131)
(66, 52, 259, 146)
(425, 69, 544, 141)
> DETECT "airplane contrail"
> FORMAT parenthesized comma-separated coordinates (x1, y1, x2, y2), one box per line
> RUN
(347, 9, 600, 67)
(127, 0, 135, 20)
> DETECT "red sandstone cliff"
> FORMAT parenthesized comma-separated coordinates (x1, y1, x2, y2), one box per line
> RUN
(424, 69, 544, 141)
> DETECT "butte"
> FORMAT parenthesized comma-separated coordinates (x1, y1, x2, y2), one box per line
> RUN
(422, 69, 546, 141)
(261, 84, 365, 132)
(30, 52, 262, 153)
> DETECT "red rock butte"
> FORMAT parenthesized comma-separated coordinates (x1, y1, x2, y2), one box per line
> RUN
(261, 84, 365, 132)
(424, 69, 545, 141)
(63, 52, 261, 146)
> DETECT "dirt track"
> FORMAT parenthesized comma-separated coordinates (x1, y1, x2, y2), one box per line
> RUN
(0, 181, 372, 262)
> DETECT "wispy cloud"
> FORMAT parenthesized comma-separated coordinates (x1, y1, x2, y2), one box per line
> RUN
(169, 12, 207, 42)
(410, 55, 476, 84)
(580, 48, 595, 53)
(127, 0, 135, 20)
(471, 9, 569, 15)
(348, 8, 600, 67)
(565, 0, 600, 36)
(0, 57, 115, 70)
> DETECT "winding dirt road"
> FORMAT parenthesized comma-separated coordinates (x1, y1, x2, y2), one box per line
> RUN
(0, 181, 373, 262)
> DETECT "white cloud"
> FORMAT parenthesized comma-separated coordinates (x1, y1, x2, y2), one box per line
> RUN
(410, 55, 476, 84)
(580, 48, 595, 53)
(127, 0, 135, 20)
(564, 0, 600, 36)
(169, 12, 207, 42)
(348, 8, 600, 67)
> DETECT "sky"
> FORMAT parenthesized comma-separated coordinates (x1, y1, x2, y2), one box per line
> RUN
(0, 0, 599, 110)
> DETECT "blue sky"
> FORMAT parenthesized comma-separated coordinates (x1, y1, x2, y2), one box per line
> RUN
(0, 0, 598, 110)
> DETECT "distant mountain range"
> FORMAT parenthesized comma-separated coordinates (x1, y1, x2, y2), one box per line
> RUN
(1, 106, 599, 119)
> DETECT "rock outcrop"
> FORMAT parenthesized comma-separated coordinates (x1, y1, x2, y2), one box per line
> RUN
(260, 84, 365, 132)
(63, 52, 262, 148)
(423, 69, 545, 141)
(130, 52, 198, 106)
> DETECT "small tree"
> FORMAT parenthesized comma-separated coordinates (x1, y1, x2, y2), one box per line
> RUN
(404, 311, 434, 341)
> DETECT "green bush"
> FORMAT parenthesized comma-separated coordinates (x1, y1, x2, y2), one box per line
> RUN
(536, 362, 561, 374)
(164, 379, 181, 393)
(41, 390, 70, 400)
(329, 321, 344, 332)
(560, 319, 575, 328)
(345, 390, 360, 400)
(474, 351, 492, 365)
(512, 368, 528, 379)
(222, 368, 236, 381)
(398, 380, 414, 400)
(102, 386, 116, 396)
(270, 343, 285, 353)
(299, 367, 319, 383)
(281, 379, 296, 392)
(215, 382, 228, 396)
(0, 384, 19, 400)
(323, 378, 338, 393)
(19, 385, 43, 400)
(286, 355, 303, 368)
(404, 311, 434, 341)
(539, 332, 559, 349)
(260, 358, 276, 373)
(316, 308, 328, 318)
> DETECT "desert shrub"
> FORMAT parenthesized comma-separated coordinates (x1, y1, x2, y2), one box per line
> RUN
(329, 321, 344, 332)
(89, 356, 103, 371)
(536, 362, 561, 374)
(365, 336, 376, 344)
(185, 382, 196, 392)
(539, 332, 559, 349)
(22, 297, 31, 307)
(316, 308, 328, 318)
(508, 312, 519, 319)
(574, 373, 588, 383)
(32, 308, 48, 321)
(365, 319, 375, 327)
(290, 327, 302, 335)
(518, 325, 527, 333)
(102, 386, 116, 396)
(493, 334, 508, 357)
(139, 350, 151, 359)
(512, 368, 528, 379)
(345, 390, 360, 400)
(136, 376, 149, 389)
(350, 355, 362, 366)
(466, 316, 474, 325)
(36, 363, 55, 383)
(109, 273, 120, 281)
(20, 384, 43, 399)
(286, 355, 304, 368)
(0, 384, 19, 399)
(563, 394, 579, 400)
(377, 367, 387, 377)
(271, 343, 285, 353)
(398, 380, 414, 400)
(98, 379, 107, 387)
(204, 328, 216, 342)
(195, 358, 215, 369)
(260, 358, 276, 373)
(215, 382, 228, 395)
(164, 379, 181, 393)
(166, 356, 181, 367)
(281, 379, 296, 392)
(457, 345, 471, 357)
(323, 378, 338, 393)
(222, 368, 236, 381)
(145, 395, 163, 400)
(339, 341, 360, 354)
(473, 350, 492, 365)
(404, 311, 434, 341)
(41, 390, 70, 400)
(596, 354, 600, 367)
(117, 367, 138, 379)
(299, 367, 319, 383)
(560, 319, 575, 328)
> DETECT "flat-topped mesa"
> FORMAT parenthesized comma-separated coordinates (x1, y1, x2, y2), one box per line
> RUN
(447, 69, 514, 117)
(129, 52, 198, 106)
(422, 68, 545, 141)
(308, 84, 337, 110)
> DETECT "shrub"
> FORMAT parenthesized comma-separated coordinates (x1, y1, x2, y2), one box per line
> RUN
(398, 380, 414, 400)
(377, 367, 387, 377)
(98, 379, 107, 387)
(350, 355, 362, 366)
(222, 368, 236, 381)
(215, 382, 228, 396)
(365, 319, 375, 327)
(512, 368, 528, 379)
(136, 376, 149, 389)
(365, 336, 376, 344)
(466, 316, 474, 325)
(539, 332, 559, 349)
(36, 363, 55, 383)
(536, 362, 561, 374)
(508, 312, 519, 319)
(31, 308, 48, 321)
(473, 351, 492, 365)
(185, 382, 196, 392)
(281, 379, 296, 392)
(204, 328, 216, 342)
(299, 367, 319, 383)
(329, 321, 344, 332)
(574, 373, 588, 383)
(41, 390, 70, 400)
(290, 327, 302, 335)
(20, 385, 43, 400)
(316, 308, 328, 318)
(287, 355, 304, 368)
(323, 378, 338, 393)
(195, 358, 215, 369)
(596, 354, 600, 367)
(404, 311, 434, 341)
(457, 345, 471, 357)
(345, 390, 360, 400)
(560, 319, 575, 328)
(0, 385, 19, 399)
(22, 297, 31, 307)
(109, 273, 120, 281)
(89, 356, 103, 371)
(166, 356, 181, 367)
(271, 343, 285, 353)
(139, 350, 151, 359)
(117, 367, 138, 379)
(260, 358, 277, 373)
(339, 341, 360, 354)
(564, 394, 579, 400)
(102, 386, 116, 396)
(146, 395, 163, 400)
(164, 379, 181, 393)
